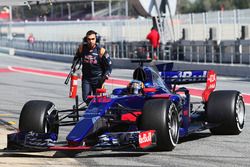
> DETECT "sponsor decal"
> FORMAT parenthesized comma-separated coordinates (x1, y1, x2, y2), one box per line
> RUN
(202, 70, 217, 101)
(206, 71, 216, 89)
(162, 71, 207, 82)
(139, 130, 156, 149)
(84, 55, 97, 64)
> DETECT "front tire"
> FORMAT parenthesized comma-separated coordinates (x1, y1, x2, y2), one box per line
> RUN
(140, 99, 179, 151)
(19, 100, 59, 135)
(207, 90, 245, 135)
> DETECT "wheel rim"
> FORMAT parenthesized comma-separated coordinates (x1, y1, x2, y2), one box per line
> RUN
(44, 119, 48, 133)
(236, 99, 245, 129)
(168, 104, 179, 145)
(44, 105, 56, 134)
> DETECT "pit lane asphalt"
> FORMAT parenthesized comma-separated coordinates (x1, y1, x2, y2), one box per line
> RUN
(0, 53, 250, 167)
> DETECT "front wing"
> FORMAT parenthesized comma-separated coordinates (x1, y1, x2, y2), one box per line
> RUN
(6, 130, 157, 151)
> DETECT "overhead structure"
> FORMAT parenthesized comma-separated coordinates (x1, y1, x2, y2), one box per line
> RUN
(1, 0, 129, 40)
(0, 0, 126, 6)
(0, 0, 51, 6)
(130, 0, 177, 17)
(0, 0, 129, 18)
(1, 0, 177, 43)
(0, 0, 78, 6)
(131, 0, 177, 43)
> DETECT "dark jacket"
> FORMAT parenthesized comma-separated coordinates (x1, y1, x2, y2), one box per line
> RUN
(75, 44, 112, 80)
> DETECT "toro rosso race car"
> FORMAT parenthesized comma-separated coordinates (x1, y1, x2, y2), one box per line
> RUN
(6, 60, 246, 153)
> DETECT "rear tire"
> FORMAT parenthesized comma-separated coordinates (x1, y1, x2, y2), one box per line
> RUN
(207, 90, 245, 135)
(140, 99, 179, 151)
(19, 100, 59, 135)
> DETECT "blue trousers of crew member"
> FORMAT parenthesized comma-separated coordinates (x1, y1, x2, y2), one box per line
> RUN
(81, 77, 103, 103)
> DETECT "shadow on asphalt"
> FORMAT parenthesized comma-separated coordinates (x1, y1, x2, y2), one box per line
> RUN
(0, 151, 52, 158)
(53, 151, 148, 158)
(178, 132, 212, 144)
(0, 149, 148, 158)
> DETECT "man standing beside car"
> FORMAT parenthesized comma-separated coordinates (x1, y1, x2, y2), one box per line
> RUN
(73, 30, 112, 103)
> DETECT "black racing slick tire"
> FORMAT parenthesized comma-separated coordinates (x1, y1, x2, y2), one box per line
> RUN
(19, 100, 59, 135)
(207, 90, 245, 135)
(140, 99, 179, 151)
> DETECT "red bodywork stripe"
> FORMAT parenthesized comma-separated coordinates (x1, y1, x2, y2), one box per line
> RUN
(49, 145, 91, 151)
(151, 94, 171, 99)
(121, 111, 141, 122)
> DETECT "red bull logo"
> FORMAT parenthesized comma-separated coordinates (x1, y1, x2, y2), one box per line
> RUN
(139, 130, 156, 149)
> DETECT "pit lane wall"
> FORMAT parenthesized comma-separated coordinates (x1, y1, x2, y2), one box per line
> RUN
(0, 47, 250, 78)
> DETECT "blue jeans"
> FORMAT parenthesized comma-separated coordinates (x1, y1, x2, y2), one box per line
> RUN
(81, 77, 103, 103)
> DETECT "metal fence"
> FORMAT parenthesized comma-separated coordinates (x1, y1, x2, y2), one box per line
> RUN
(174, 40, 250, 65)
(169, 9, 250, 41)
(1, 38, 250, 65)
(0, 19, 152, 42)
(2, 8, 250, 42)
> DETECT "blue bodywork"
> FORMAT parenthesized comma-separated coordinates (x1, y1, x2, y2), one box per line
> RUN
(66, 63, 209, 145)
(7, 62, 212, 150)
(66, 96, 145, 143)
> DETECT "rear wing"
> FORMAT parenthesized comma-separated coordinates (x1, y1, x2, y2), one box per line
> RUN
(158, 69, 216, 102)
(159, 70, 209, 85)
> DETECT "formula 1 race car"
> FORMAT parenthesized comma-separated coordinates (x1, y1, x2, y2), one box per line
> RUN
(6, 60, 246, 153)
